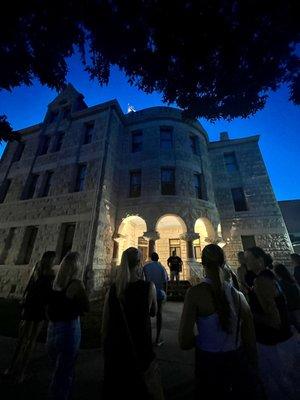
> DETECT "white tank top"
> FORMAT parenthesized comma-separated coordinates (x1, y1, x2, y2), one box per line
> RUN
(195, 278, 241, 352)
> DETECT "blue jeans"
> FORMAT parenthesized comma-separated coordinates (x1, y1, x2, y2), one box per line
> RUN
(47, 318, 81, 400)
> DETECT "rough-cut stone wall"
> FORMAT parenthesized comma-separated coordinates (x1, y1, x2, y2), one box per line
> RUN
(209, 136, 293, 268)
(0, 91, 121, 297)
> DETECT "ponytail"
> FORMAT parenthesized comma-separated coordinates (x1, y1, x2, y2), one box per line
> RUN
(202, 244, 232, 333)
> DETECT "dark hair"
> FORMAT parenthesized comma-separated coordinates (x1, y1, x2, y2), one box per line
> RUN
(246, 247, 267, 267)
(237, 251, 244, 257)
(151, 252, 159, 261)
(291, 253, 300, 264)
(36, 251, 56, 278)
(202, 244, 231, 333)
(264, 253, 273, 269)
(274, 263, 295, 284)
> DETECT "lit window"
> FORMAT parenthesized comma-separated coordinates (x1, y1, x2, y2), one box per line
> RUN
(169, 239, 181, 257)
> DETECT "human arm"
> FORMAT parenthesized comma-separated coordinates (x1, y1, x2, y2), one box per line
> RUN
(253, 276, 280, 329)
(178, 288, 197, 350)
(149, 281, 157, 317)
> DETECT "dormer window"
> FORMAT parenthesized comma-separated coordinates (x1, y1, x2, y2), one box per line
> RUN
(48, 110, 59, 124)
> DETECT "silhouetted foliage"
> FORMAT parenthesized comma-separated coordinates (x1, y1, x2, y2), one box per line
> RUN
(0, 1, 299, 142)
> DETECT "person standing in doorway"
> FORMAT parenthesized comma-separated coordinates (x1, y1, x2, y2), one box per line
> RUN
(167, 251, 183, 283)
(144, 253, 168, 346)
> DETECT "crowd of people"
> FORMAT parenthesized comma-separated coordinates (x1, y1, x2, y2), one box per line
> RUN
(1, 245, 299, 400)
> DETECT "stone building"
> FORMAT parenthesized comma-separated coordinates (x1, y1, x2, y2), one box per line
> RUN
(278, 200, 300, 253)
(0, 85, 293, 297)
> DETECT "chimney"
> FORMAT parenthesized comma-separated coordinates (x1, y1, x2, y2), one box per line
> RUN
(220, 131, 229, 141)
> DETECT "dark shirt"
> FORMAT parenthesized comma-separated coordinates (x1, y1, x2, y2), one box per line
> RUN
(103, 281, 155, 399)
(294, 265, 300, 285)
(249, 269, 292, 345)
(278, 279, 300, 311)
(167, 256, 182, 272)
(47, 280, 89, 322)
(22, 274, 54, 321)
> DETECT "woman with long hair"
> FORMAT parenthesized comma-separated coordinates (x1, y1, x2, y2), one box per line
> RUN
(179, 244, 259, 399)
(47, 252, 89, 400)
(244, 247, 299, 399)
(4, 251, 56, 384)
(274, 263, 300, 332)
(102, 247, 164, 399)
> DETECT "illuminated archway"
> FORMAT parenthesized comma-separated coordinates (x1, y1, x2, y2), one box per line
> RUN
(117, 215, 147, 264)
(155, 214, 187, 278)
(193, 218, 215, 260)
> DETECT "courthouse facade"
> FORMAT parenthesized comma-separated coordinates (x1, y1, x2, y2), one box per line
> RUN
(0, 85, 293, 297)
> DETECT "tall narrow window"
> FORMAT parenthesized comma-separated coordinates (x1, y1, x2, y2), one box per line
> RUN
(38, 136, 51, 156)
(193, 239, 201, 259)
(12, 142, 25, 162)
(190, 135, 198, 154)
(160, 126, 173, 150)
(40, 171, 53, 197)
(58, 223, 76, 262)
(62, 106, 71, 120)
(224, 152, 238, 173)
(48, 110, 59, 124)
(83, 122, 94, 145)
(129, 170, 141, 197)
(74, 164, 87, 192)
(161, 168, 175, 195)
(16, 226, 38, 264)
(231, 187, 248, 211)
(0, 179, 11, 203)
(22, 174, 39, 200)
(194, 173, 207, 200)
(0, 227, 16, 264)
(52, 132, 64, 152)
(241, 235, 256, 251)
(169, 239, 181, 257)
(132, 130, 143, 152)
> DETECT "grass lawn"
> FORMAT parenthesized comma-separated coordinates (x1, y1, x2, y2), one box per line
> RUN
(0, 298, 102, 349)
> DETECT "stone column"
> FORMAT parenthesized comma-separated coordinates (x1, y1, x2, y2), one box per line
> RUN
(180, 232, 201, 282)
(180, 232, 199, 260)
(111, 233, 126, 266)
(143, 230, 160, 259)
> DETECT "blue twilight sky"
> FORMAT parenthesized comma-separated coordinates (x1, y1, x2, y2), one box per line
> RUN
(0, 54, 299, 201)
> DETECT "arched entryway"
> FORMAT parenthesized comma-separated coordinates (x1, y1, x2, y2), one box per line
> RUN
(193, 217, 215, 261)
(115, 215, 148, 264)
(155, 214, 188, 279)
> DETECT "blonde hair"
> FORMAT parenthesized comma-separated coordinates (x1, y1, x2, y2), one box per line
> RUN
(53, 252, 81, 291)
(115, 247, 142, 298)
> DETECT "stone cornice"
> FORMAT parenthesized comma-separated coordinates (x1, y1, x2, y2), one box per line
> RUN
(208, 135, 260, 149)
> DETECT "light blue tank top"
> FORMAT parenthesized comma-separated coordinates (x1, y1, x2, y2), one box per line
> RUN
(195, 279, 241, 352)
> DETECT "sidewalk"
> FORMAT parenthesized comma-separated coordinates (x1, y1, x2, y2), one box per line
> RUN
(0, 302, 195, 400)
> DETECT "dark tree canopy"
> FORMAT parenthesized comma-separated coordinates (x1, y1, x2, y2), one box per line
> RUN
(0, 0, 299, 142)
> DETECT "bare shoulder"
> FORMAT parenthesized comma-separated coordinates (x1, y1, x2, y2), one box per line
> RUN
(186, 282, 211, 302)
